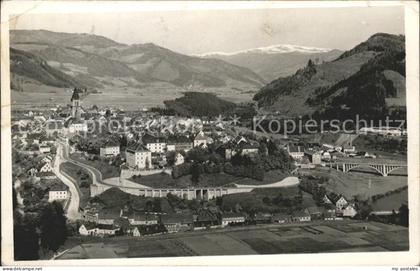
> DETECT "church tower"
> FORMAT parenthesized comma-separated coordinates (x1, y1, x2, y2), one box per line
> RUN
(71, 88, 81, 119)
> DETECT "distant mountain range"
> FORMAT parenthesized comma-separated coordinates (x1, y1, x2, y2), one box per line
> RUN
(9, 30, 265, 94)
(253, 33, 406, 120)
(197, 44, 342, 81)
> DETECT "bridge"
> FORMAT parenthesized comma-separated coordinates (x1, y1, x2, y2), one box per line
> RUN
(329, 162, 407, 177)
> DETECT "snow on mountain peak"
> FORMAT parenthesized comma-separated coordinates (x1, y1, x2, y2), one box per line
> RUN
(195, 44, 333, 57)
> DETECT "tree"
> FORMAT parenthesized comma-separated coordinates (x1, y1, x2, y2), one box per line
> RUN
(191, 163, 203, 185)
(166, 151, 177, 167)
(14, 222, 39, 260)
(398, 204, 409, 227)
(39, 201, 68, 253)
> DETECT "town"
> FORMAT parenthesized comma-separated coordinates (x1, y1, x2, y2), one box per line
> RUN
(11, 87, 409, 259)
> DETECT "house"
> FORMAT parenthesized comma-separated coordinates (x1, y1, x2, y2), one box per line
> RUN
(41, 155, 53, 164)
(97, 209, 120, 225)
(36, 171, 57, 180)
(304, 150, 322, 165)
(287, 145, 304, 161)
(342, 144, 356, 154)
(323, 195, 333, 205)
(254, 213, 272, 224)
(193, 132, 207, 148)
(291, 209, 311, 222)
(127, 213, 159, 226)
(307, 206, 323, 220)
(335, 196, 348, 210)
(142, 134, 167, 153)
(66, 119, 88, 133)
(343, 204, 358, 218)
(321, 151, 331, 161)
(130, 226, 141, 237)
(272, 213, 291, 224)
(48, 183, 69, 202)
(167, 135, 193, 152)
(220, 213, 246, 227)
(240, 143, 260, 157)
(39, 144, 51, 154)
(100, 144, 120, 157)
(78, 224, 96, 236)
(125, 143, 152, 169)
(194, 209, 219, 228)
(174, 153, 185, 166)
(323, 210, 343, 221)
(79, 224, 119, 237)
(37, 161, 53, 173)
(161, 213, 194, 233)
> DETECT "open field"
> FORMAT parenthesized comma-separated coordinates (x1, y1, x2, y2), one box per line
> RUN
(299, 167, 407, 200)
(371, 189, 408, 212)
(57, 220, 408, 259)
(70, 153, 120, 179)
(131, 172, 264, 188)
(60, 162, 92, 207)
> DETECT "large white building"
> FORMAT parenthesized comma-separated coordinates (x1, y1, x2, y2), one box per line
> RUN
(48, 183, 69, 202)
(100, 145, 120, 157)
(125, 143, 152, 169)
(142, 134, 167, 153)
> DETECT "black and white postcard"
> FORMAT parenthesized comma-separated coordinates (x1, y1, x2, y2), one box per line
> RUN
(1, 0, 419, 266)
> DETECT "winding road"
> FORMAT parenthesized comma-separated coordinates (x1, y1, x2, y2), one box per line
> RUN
(53, 144, 81, 221)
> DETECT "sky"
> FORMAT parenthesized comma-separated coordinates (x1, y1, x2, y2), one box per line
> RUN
(11, 6, 404, 55)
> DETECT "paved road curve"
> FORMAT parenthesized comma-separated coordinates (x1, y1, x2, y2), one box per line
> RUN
(53, 144, 81, 221)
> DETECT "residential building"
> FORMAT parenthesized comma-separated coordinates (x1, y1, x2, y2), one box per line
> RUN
(37, 161, 53, 173)
(193, 132, 207, 148)
(125, 143, 152, 169)
(97, 209, 120, 225)
(343, 204, 358, 218)
(45, 120, 64, 136)
(127, 213, 158, 226)
(48, 183, 69, 202)
(79, 224, 119, 237)
(142, 134, 167, 153)
(291, 209, 311, 222)
(100, 145, 120, 157)
(174, 153, 185, 166)
(272, 213, 291, 224)
(36, 172, 57, 180)
(323, 195, 333, 205)
(221, 213, 246, 227)
(304, 150, 322, 165)
(161, 213, 194, 233)
(39, 144, 51, 154)
(335, 196, 349, 210)
(287, 145, 304, 161)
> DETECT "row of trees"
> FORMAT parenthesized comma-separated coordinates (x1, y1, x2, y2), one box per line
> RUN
(14, 190, 68, 260)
